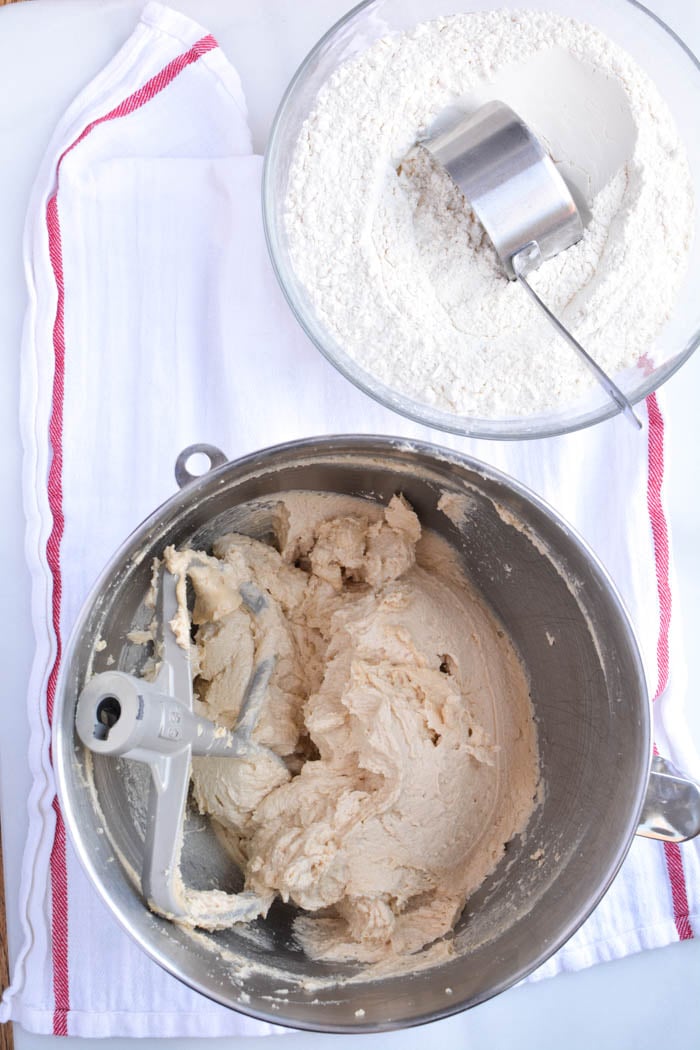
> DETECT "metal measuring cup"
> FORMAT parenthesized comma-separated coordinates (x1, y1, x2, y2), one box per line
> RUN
(408, 101, 641, 429)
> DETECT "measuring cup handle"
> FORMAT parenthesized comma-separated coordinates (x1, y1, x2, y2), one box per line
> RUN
(511, 244, 642, 430)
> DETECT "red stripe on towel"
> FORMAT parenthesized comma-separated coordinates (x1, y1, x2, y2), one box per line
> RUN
(45, 190, 69, 1038)
(645, 392, 693, 941)
(42, 33, 217, 1036)
(53, 34, 217, 176)
(646, 394, 671, 698)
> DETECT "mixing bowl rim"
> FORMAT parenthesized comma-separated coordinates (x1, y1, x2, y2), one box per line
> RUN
(53, 433, 653, 1032)
(261, 0, 700, 441)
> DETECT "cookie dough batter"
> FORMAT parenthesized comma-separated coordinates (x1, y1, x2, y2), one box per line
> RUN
(164, 493, 539, 963)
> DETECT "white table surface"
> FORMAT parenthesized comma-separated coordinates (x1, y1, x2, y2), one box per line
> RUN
(1, 1, 699, 1047)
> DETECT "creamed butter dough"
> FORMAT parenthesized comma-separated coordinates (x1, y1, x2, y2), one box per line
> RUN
(164, 493, 539, 963)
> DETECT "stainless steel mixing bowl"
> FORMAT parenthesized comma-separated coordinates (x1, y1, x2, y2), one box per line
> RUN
(263, 0, 700, 439)
(54, 437, 700, 1032)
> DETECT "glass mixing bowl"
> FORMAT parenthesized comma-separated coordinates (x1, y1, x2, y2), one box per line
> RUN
(263, 0, 700, 439)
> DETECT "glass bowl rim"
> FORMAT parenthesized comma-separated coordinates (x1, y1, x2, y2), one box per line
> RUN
(262, 0, 700, 441)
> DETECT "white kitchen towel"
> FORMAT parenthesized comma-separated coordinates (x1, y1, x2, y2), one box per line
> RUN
(1, 2, 699, 1038)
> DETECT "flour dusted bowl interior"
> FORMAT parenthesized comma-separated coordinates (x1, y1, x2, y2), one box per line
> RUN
(263, 0, 700, 439)
(55, 437, 650, 1031)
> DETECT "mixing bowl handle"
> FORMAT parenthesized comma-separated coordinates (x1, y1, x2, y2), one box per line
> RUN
(174, 444, 228, 488)
(636, 755, 700, 842)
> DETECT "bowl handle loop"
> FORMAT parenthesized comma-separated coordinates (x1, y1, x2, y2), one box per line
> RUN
(174, 444, 228, 489)
(636, 755, 700, 841)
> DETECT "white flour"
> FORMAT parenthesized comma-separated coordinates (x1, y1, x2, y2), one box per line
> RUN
(285, 10, 694, 419)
